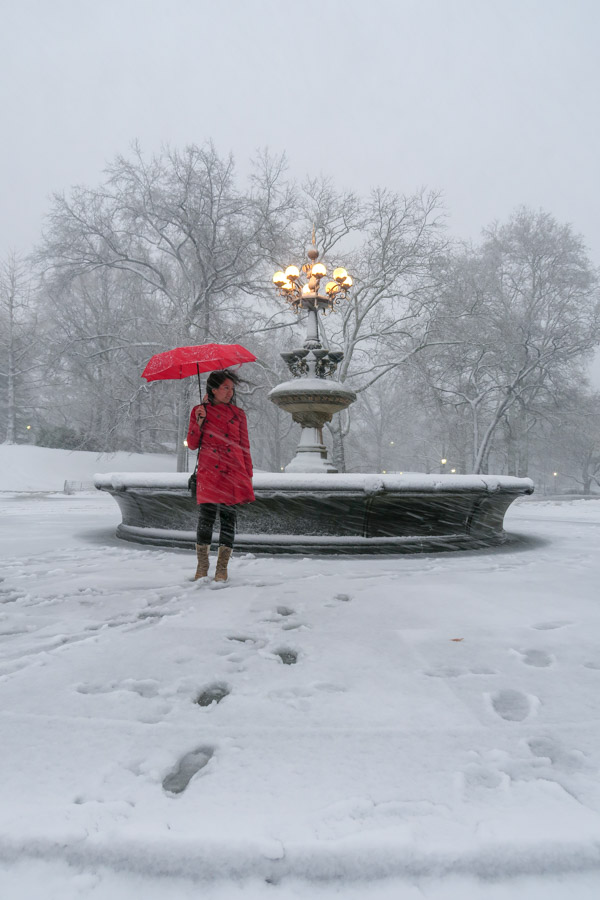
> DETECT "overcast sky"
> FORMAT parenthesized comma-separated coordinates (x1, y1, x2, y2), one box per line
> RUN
(2, 0, 599, 266)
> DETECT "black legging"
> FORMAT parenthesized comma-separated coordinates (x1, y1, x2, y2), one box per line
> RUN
(196, 504, 237, 548)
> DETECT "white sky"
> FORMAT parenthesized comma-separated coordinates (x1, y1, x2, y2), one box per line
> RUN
(1, 0, 599, 259)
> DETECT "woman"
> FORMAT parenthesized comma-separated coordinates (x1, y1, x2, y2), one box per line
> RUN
(186, 369, 254, 583)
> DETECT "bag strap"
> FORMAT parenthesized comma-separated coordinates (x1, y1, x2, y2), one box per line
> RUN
(193, 407, 205, 473)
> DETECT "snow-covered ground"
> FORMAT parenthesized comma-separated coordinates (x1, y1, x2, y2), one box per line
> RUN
(1, 480, 600, 897)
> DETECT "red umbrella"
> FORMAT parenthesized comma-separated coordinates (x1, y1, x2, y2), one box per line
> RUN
(142, 343, 257, 397)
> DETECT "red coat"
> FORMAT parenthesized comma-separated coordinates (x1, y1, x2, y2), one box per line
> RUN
(187, 403, 255, 506)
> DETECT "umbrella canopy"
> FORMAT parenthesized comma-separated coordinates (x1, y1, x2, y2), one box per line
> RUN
(141, 343, 257, 382)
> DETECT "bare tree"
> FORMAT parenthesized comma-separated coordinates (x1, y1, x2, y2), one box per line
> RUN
(292, 181, 447, 470)
(0, 252, 37, 444)
(418, 209, 600, 473)
(38, 142, 294, 468)
(532, 385, 600, 494)
(38, 266, 172, 451)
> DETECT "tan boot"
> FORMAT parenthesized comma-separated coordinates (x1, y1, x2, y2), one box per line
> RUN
(214, 546, 233, 583)
(194, 544, 210, 580)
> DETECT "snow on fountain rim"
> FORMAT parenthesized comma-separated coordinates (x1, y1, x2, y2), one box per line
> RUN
(268, 378, 357, 396)
(94, 471, 534, 494)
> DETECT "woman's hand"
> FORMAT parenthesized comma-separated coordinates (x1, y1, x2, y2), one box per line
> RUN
(195, 404, 207, 425)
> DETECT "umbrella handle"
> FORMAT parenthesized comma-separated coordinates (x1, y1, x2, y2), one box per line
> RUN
(196, 363, 202, 401)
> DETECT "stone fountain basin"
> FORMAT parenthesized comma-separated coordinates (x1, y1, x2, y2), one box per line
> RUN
(94, 472, 534, 554)
(269, 378, 357, 427)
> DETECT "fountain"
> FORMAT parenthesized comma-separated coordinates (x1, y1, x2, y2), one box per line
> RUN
(95, 244, 533, 553)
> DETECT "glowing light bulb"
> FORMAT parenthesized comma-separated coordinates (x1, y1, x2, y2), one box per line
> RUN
(311, 263, 326, 278)
(285, 265, 300, 281)
(272, 271, 286, 286)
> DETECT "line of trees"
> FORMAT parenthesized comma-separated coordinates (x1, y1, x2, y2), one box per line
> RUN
(2, 141, 600, 492)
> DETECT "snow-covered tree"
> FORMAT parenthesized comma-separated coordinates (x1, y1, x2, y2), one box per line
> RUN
(418, 209, 600, 473)
(0, 252, 38, 444)
(291, 179, 448, 470)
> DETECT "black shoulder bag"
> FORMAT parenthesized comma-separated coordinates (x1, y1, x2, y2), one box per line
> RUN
(188, 452, 199, 497)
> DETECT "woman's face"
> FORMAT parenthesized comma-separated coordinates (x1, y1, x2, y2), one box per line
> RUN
(212, 378, 235, 404)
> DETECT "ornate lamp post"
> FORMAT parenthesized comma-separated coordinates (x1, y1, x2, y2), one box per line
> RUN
(268, 243, 357, 473)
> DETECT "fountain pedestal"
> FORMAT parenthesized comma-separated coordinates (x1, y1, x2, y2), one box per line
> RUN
(268, 294, 356, 473)
(269, 377, 356, 473)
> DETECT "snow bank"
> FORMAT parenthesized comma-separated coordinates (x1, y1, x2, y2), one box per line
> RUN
(0, 444, 177, 492)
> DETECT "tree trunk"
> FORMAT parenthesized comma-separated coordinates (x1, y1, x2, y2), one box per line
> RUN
(505, 418, 517, 476)
(4, 286, 16, 444)
(176, 381, 190, 472)
(330, 416, 347, 473)
(5, 343, 15, 444)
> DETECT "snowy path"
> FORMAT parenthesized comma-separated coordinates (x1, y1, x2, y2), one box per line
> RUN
(1, 493, 600, 898)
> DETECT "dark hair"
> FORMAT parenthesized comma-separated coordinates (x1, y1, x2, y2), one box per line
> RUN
(205, 369, 242, 404)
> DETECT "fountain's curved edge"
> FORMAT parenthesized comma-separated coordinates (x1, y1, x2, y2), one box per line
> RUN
(94, 472, 533, 555)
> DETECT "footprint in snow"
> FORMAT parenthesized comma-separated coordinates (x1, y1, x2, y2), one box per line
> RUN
(195, 683, 230, 707)
(490, 689, 534, 722)
(137, 609, 169, 621)
(531, 620, 573, 631)
(425, 666, 497, 679)
(516, 649, 554, 668)
(275, 648, 298, 666)
(162, 746, 214, 795)
(281, 621, 309, 631)
(0, 589, 24, 604)
(584, 661, 600, 670)
(527, 737, 589, 771)
(276, 605, 295, 617)
(76, 679, 160, 698)
(463, 764, 504, 793)
(425, 666, 463, 679)
(324, 593, 352, 607)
